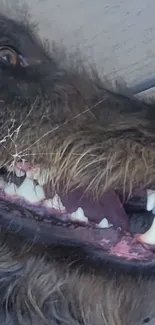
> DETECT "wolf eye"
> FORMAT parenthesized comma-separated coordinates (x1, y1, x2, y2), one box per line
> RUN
(0, 46, 28, 68)
(0, 46, 18, 66)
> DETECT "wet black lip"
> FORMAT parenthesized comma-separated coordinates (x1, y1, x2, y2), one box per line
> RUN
(0, 197, 105, 245)
(128, 210, 154, 234)
(0, 197, 155, 273)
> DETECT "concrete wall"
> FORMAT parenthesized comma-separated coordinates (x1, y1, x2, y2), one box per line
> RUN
(2, 0, 155, 90)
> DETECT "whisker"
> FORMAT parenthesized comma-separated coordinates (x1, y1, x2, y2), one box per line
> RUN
(14, 97, 38, 136)
(18, 98, 105, 156)
(20, 152, 98, 158)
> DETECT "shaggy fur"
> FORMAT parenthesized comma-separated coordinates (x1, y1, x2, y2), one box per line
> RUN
(0, 11, 155, 325)
(1, 15, 155, 200)
(0, 231, 155, 325)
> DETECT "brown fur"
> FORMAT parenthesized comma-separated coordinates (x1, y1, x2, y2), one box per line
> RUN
(1, 45, 155, 200)
(0, 13, 153, 201)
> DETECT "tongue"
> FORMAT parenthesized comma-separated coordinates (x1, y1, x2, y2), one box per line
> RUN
(58, 188, 128, 230)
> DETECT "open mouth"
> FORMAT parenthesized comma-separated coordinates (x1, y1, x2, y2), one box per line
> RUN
(0, 161, 155, 265)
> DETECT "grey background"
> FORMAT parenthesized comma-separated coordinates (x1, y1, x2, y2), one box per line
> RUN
(1, 0, 155, 92)
(13, 0, 155, 93)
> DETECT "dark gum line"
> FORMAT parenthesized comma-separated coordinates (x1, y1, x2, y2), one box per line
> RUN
(1, 204, 155, 271)
(0, 173, 153, 260)
(0, 182, 124, 228)
(0, 190, 152, 234)
(0, 197, 154, 265)
(0, 197, 118, 243)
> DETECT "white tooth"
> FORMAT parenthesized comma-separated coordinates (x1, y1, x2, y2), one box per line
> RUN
(97, 218, 112, 229)
(26, 167, 40, 179)
(43, 199, 53, 208)
(43, 196, 65, 211)
(16, 178, 45, 203)
(14, 167, 25, 177)
(71, 207, 88, 223)
(26, 170, 32, 178)
(34, 185, 46, 201)
(32, 169, 40, 180)
(4, 183, 17, 195)
(139, 218, 155, 245)
(147, 190, 155, 211)
(26, 167, 49, 186)
(51, 194, 65, 211)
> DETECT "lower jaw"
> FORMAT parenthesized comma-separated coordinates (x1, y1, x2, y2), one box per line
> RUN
(0, 180, 154, 265)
